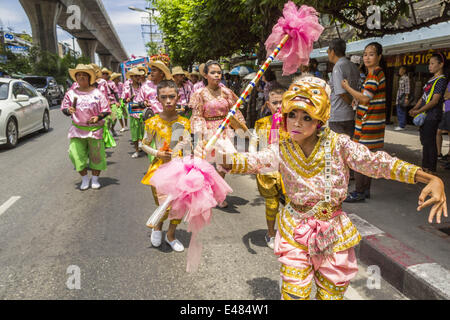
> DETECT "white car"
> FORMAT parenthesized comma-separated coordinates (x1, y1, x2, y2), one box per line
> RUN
(0, 77, 50, 148)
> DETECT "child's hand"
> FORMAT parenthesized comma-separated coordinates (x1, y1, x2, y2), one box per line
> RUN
(88, 116, 99, 124)
(157, 150, 172, 162)
(417, 176, 447, 223)
(68, 107, 76, 115)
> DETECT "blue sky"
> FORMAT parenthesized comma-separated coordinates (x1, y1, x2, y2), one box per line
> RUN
(0, 0, 151, 62)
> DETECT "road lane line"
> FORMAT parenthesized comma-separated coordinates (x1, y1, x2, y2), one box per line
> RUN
(0, 196, 21, 217)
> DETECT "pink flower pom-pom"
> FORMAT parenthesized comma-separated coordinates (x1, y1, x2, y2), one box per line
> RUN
(265, 1, 324, 75)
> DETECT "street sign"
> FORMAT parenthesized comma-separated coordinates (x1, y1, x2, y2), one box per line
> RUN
(5, 45, 28, 54)
(4, 33, 14, 42)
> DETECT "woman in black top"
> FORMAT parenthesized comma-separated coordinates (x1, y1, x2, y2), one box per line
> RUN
(409, 53, 448, 173)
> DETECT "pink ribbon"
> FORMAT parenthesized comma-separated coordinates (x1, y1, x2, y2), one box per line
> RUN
(293, 213, 341, 269)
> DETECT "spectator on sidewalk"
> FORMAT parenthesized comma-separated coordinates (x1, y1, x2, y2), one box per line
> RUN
(409, 52, 448, 174)
(327, 38, 360, 137)
(395, 66, 410, 131)
(341, 42, 386, 202)
(437, 80, 450, 168)
(309, 58, 322, 78)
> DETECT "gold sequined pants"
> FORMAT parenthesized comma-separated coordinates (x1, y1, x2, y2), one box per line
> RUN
(256, 172, 283, 222)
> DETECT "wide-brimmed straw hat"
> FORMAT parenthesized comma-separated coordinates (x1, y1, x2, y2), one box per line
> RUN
(69, 64, 96, 85)
(101, 67, 112, 75)
(148, 60, 172, 80)
(190, 70, 200, 76)
(110, 72, 122, 81)
(137, 65, 148, 76)
(89, 63, 102, 79)
(125, 67, 144, 79)
(171, 66, 186, 76)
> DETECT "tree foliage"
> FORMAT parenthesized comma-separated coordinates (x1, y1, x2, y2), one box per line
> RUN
(150, 0, 448, 66)
(0, 44, 89, 89)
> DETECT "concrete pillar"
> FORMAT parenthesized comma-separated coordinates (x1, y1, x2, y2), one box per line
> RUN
(111, 61, 120, 73)
(98, 54, 112, 70)
(19, 0, 63, 54)
(77, 39, 98, 63)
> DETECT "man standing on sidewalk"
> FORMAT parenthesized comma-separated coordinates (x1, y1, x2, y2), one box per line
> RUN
(327, 38, 360, 137)
(394, 66, 410, 131)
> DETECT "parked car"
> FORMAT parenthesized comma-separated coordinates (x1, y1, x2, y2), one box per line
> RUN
(0, 77, 50, 148)
(22, 76, 63, 106)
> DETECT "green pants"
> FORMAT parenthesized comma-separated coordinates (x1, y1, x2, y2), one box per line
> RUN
(69, 138, 107, 172)
(130, 116, 144, 142)
(117, 99, 128, 119)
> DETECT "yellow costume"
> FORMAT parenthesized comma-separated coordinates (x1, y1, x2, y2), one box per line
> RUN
(141, 114, 191, 225)
(251, 115, 285, 222)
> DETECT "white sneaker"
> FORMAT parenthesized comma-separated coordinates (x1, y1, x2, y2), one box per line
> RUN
(265, 234, 275, 249)
(151, 230, 162, 247)
(120, 128, 126, 133)
(138, 141, 143, 148)
(80, 176, 90, 191)
(394, 126, 405, 131)
(165, 234, 184, 252)
(131, 152, 139, 158)
(91, 176, 101, 189)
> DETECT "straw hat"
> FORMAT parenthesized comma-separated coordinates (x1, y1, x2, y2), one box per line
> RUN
(110, 72, 122, 81)
(190, 70, 200, 76)
(137, 65, 148, 76)
(101, 67, 112, 75)
(171, 66, 185, 76)
(125, 67, 144, 79)
(69, 64, 96, 85)
(89, 63, 102, 79)
(148, 60, 173, 80)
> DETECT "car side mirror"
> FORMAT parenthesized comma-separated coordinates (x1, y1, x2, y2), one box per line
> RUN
(16, 94, 29, 102)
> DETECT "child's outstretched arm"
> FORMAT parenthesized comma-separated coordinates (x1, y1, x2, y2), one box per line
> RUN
(194, 140, 279, 175)
(340, 134, 447, 224)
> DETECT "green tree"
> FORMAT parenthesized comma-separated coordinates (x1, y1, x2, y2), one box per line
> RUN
(146, 41, 161, 56)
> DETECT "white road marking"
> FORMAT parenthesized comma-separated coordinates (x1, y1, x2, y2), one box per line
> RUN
(0, 196, 21, 217)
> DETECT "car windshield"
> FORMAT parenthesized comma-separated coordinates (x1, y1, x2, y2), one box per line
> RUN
(23, 77, 47, 88)
(0, 82, 9, 100)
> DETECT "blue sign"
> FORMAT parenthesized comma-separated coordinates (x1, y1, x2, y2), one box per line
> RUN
(6, 45, 28, 53)
(4, 33, 14, 41)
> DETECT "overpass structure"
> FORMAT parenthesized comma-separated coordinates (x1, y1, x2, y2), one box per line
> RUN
(19, 0, 128, 71)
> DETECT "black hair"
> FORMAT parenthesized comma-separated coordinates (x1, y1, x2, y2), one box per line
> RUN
(430, 52, 449, 79)
(268, 84, 285, 95)
(364, 41, 387, 72)
(202, 60, 222, 86)
(157, 79, 178, 96)
(329, 38, 346, 57)
(264, 68, 276, 82)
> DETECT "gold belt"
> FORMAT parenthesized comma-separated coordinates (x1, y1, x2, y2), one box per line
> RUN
(205, 116, 226, 121)
(286, 200, 342, 221)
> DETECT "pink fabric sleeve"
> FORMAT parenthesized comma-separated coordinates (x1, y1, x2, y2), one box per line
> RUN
(61, 90, 73, 111)
(338, 134, 419, 184)
(189, 90, 207, 136)
(99, 90, 110, 113)
(223, 87, 245, 124)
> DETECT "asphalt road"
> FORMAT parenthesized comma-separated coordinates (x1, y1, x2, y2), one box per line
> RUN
(0, 106, 407, 300)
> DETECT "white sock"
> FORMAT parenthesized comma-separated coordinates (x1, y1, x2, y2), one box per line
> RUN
(92, 176, 99, 184)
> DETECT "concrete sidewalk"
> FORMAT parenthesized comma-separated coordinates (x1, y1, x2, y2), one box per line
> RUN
(344, 124, 450, 300)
